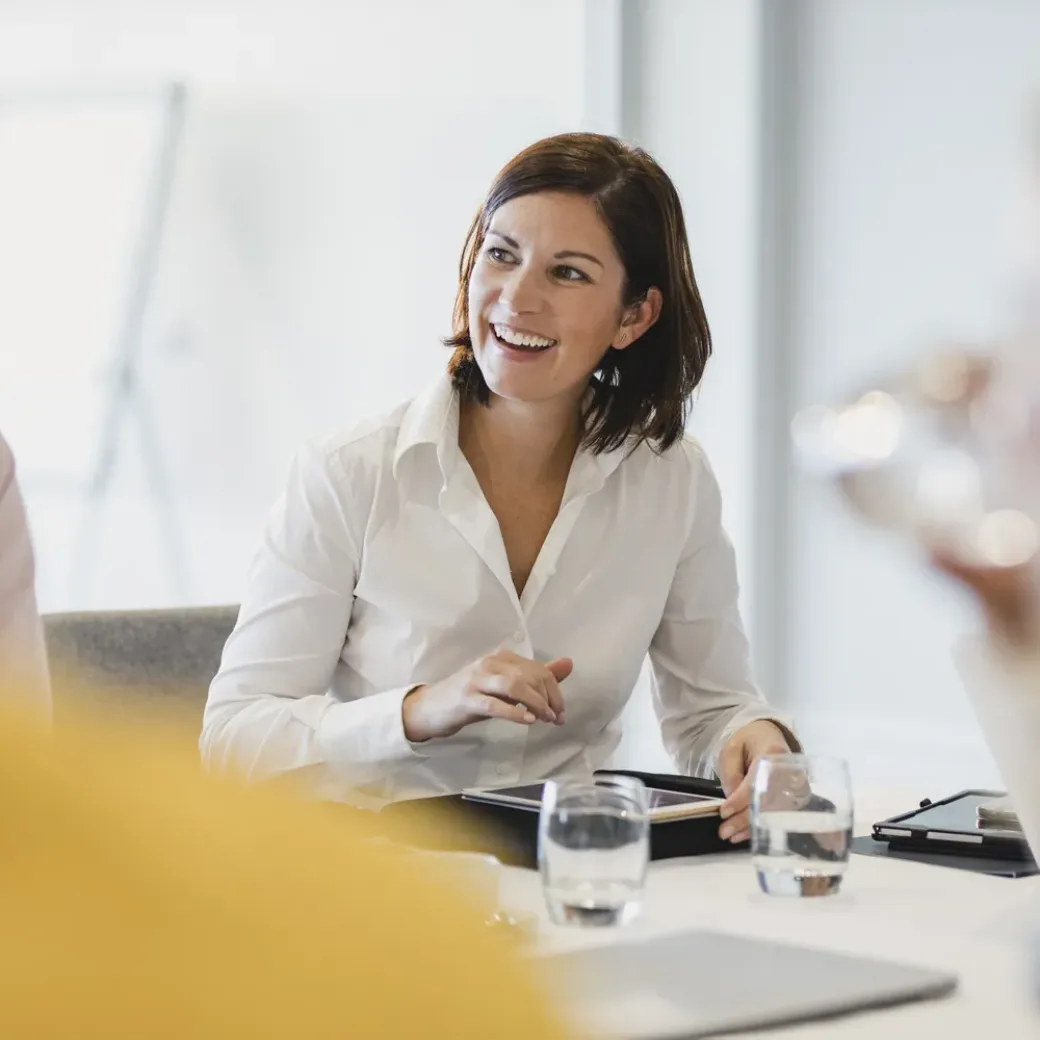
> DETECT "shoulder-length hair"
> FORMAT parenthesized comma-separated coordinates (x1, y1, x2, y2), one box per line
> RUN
(445, 132, 711, 454)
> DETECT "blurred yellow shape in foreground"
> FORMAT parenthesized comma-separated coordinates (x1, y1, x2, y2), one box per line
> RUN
(0, 679, 566, 1039)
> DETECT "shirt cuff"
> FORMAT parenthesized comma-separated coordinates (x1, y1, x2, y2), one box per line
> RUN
(709, 706, 801, 776)
(317, 686, 430, 770)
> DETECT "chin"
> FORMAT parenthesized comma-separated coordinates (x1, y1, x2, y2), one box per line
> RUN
(475, 358, 561, 405)
(481, 370, 556, 404)
(473, 340, 590, 406)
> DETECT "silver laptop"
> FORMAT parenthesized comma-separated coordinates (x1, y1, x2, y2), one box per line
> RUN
(541, 929, 957, 1038)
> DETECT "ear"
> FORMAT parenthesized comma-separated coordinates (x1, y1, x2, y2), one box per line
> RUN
(612, 287, 663, 350)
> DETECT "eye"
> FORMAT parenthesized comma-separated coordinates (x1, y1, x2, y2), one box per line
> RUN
(485, 246, 517, 264)
(552, 264, 590, 283)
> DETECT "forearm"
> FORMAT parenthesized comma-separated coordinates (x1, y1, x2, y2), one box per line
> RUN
(656, 693, 797, 779)
(200, 683, 424, 794)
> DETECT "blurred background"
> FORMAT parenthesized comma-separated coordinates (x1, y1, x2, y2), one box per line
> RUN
(2, 0, 1039, 787)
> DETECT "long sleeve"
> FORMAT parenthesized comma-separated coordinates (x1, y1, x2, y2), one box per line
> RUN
(648, 444, 796, 778)
(953, 635, 1040, 858)
(200, 440, 421, 794)
(0, 432, 51, 717)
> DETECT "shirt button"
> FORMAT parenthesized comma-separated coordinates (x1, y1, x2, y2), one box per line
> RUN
(512, 631, 524, 644)
(496, 764, 510, 777)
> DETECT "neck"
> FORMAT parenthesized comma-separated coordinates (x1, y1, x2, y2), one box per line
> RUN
(459, 392, 583, 485)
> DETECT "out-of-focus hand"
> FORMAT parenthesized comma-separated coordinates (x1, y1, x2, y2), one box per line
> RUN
(402, 651, 572, 743)
(716, 720, 793, 843)
(932, 549, 1037, 649)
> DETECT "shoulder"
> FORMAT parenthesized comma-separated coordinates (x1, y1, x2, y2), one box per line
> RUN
(268, 399, 417, 551)
(275, 397, 413, 517)
(304, 399, 411, 480)
(0, 430, 15, 495)
(621, 433, 724, 545)
(0, 429, 29, 528)
(627, 432, 720, 496)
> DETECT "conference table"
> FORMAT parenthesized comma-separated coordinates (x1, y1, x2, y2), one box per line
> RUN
(494, 789, 1040, 1038)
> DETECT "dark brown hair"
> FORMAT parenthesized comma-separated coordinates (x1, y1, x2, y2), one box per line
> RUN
(445, 132, 711, 454)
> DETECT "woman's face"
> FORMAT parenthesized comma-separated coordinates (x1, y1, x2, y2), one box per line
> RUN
(467, 191, 654, 408)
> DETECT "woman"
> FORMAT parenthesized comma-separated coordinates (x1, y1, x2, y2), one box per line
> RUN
(202, 133, 796, 843)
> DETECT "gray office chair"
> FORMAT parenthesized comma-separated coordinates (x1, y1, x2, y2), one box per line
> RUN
(44, 606, 238, 728)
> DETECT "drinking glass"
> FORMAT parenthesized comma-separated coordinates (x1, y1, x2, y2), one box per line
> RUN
(539, 774, 649, 927)
(751, 754, 853, 897)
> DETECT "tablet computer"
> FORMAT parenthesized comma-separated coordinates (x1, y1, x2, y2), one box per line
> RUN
(871, 789, 1031, 859)
(461, 782, 723, 823)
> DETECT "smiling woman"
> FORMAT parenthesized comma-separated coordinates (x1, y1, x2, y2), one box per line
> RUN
(201, 133, 797, 844)
(446, 134, 709, 454)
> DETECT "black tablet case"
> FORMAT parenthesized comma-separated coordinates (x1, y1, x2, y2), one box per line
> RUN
(849, 835, 1038, 878)
(378, 770, 742, 869)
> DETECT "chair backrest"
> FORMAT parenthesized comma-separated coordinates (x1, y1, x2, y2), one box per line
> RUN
(44, 606, 238, 728)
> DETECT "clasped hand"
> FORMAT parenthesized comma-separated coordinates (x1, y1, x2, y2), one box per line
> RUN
(402, 650, 572, 743)
(403, 653, 792, 845)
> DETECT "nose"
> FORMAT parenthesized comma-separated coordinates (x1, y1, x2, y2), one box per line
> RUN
(498, 263, 545, 316)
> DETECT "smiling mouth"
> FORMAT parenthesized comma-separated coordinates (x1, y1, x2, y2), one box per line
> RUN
(491, 323, 558, 352)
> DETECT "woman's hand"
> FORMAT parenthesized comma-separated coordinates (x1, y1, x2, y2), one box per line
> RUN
(932, 549, 1036, 649)
(401, 650, 573, 743)
(716, 720, 793, 843)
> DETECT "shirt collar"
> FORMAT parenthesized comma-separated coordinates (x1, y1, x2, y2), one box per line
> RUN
(392, 375, 460, 482)
(567, 432, 633, 498)
(392, 374, 636, 489)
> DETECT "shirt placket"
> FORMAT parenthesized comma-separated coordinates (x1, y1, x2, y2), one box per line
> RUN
(438, 454, 608, 787)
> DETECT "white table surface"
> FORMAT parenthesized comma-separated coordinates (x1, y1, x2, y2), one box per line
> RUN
(498, 789, 1040, 1038)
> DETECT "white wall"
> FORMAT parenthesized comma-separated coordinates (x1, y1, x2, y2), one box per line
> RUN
(614, 0, 1040, 787)
(0, 0, 588, 610)
(7, 0, 1039, 787)
(612, 0, 762, 772)
(786, 0, 1040, 787)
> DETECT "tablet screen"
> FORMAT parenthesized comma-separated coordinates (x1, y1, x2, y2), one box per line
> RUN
(463, 783, 720, 818)
(884, 792, 1024, 843)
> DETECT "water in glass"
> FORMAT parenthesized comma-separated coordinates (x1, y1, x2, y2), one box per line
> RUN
(751, 754, 853, 898)
(539, 776, 649, 927)
(752, 809, 853, 897)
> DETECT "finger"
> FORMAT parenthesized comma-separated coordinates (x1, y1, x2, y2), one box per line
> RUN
(541, 674, 564, 721)
(719, 808, 749, 842)
(516, 664, 559, 720)
(547, 657, 573, 682)
(716, 739, 746, 800)
(469, 693, 536, 726)
(539, 670, 565, 718)
(479, 668, 555, 722)
(931, 552, 1033, 639)
(721, 772, 753, 820)
(543, 658, 571, 719)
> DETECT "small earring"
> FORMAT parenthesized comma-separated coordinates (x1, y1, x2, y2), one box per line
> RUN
(616, 331, 628, 348)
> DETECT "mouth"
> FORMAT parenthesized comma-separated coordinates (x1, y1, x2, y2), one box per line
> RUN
(490, 323, 558, 354)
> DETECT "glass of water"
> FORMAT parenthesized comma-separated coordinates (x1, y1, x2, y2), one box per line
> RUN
(751, 754, 853, 897)
(539, 774, 649, 927)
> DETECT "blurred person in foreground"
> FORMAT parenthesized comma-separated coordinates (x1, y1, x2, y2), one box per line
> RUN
(0, 429, 50, 716)
(937, 548, 1040, 856)
(928, 135, 1040, 856)
(0, 681, 565, 1038)
(203, 133, 797, 844)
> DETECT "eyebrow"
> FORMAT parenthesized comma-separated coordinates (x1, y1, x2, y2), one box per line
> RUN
(486, 229, 605, 270)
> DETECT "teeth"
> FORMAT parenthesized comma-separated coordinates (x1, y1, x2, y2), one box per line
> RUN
(493, 324, 556, 349)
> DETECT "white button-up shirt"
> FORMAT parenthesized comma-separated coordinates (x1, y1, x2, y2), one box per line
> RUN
(202, 377, 792, 804)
